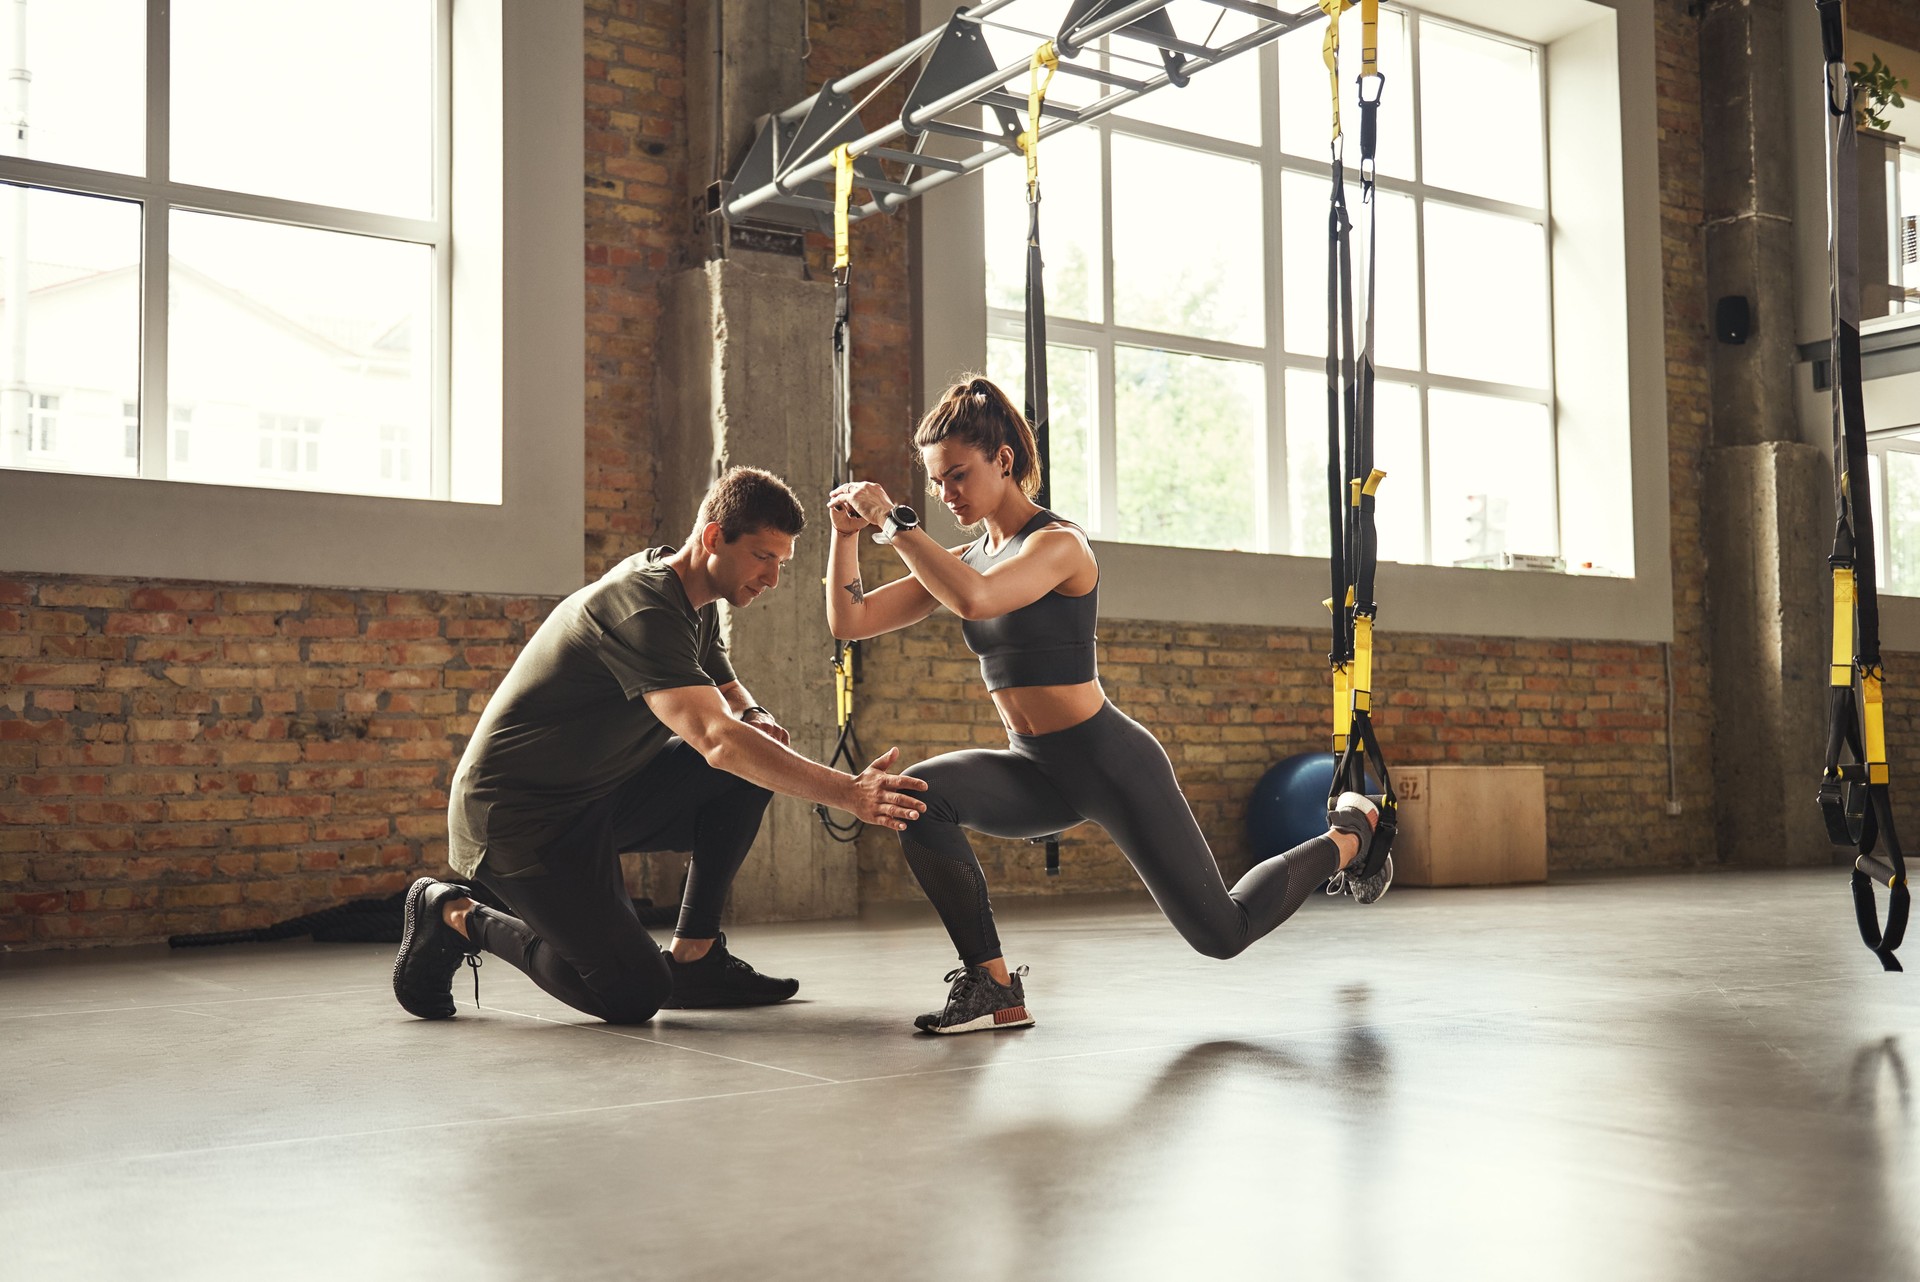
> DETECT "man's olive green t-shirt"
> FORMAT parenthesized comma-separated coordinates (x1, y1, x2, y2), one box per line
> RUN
(447, 549, 736, 878)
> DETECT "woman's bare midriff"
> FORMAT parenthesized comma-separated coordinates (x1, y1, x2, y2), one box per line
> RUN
(990, 680, 1107, 737)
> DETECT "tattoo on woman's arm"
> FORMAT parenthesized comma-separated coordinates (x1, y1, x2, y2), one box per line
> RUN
(843, 577, 865, 605)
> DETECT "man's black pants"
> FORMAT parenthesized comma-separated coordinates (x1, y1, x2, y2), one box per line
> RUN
(464, 741, 772, 1023)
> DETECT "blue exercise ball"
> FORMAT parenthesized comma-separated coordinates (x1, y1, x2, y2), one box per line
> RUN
(1246, 753, 1381, 863)
(1246, 752, 1336, 864)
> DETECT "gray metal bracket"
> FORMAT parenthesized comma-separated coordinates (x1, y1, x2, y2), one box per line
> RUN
(722, 0, 1324, 228)
(1056, 0, 1189, 86)
(900, 11, 1023, 143)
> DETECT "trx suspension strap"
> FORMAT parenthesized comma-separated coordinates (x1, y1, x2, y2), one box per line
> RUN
(1321, 0, 1397, 872)
(1021, 42, 1063, 875)
(818, 145, 865, 844)
(1814, 0, 1907, 970)
(1019, 41, 1059, 512)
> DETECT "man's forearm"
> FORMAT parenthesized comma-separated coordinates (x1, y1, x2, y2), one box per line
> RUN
(717, 681, 757, 717)
(702, 719, 852, 810)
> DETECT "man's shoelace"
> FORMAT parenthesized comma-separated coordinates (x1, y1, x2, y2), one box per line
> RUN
(463, 951, 483, 1007)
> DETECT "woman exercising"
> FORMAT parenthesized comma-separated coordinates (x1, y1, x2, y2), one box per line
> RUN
(826, 375, 1391, 1034)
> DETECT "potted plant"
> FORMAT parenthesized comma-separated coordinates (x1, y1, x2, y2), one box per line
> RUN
(1850, 53, 1909, 133)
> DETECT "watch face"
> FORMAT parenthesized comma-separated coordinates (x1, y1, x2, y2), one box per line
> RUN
(891, 504, 918, 527)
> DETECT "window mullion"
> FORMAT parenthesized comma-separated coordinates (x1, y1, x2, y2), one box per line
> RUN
(431, 0, 453, 500)
(139, 0, 170, 480)
(1098, 121, 1118, 539)
(1259, 39, 1287, 557)
(1409, 19, 1433, 564)
(1537, 37, 1561, 559)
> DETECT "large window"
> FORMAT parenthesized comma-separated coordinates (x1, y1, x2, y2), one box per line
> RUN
(981, 3, 1558, 568)
(0, 0, 447, 499)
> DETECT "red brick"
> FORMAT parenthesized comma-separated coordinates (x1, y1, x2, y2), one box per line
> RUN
(132, 588, 220, 611)
(49, 828, 137, 853)
(230, 822, 311, 847)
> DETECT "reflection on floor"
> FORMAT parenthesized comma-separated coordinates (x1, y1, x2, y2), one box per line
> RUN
(2, 868, 1915, 1282)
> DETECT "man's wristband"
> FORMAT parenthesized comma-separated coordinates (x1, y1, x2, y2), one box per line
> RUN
(741, 705, 773, 721)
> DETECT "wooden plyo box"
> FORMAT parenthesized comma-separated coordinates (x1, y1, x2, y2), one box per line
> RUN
(1386, 765, 1547, 887)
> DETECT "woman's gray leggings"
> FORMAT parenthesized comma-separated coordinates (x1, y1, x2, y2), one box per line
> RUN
(897, 702, 1345, 965)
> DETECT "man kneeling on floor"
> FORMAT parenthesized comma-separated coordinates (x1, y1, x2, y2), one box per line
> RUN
(393, 466, 928, 1023)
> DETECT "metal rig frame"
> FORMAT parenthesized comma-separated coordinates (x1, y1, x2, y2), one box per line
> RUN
(720, 0, 1325, 232)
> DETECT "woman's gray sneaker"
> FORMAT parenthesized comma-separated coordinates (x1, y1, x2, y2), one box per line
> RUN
(914, 965, 1034, 1034)
(1329, 852, 1394, 904)
(1324, 792, 1392, 905)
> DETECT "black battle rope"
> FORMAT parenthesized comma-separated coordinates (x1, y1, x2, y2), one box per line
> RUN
(1321, 0, 1397, 874)
(1814, 0, 1907, 971)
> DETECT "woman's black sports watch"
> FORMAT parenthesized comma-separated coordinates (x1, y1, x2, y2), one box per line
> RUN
(875, 504, 920, 545)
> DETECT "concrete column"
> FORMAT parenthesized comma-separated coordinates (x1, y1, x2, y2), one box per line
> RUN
(653, 2, 857, 921)
(657, 261, 852, 922)
(1700, 0, 1832, 865)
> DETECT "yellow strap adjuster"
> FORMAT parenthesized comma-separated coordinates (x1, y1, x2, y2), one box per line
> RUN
(1360, 0, 1379, 81)
(1832, 566, 1856, 687)
(1862, 666, 1890, 783)
(1351, 613, 1375, 712)
(831, 145, 854, 276)
(1020, 43, 1059, 198)
(832, 647, 855, 729)
(1332, 662, 1353, 747)
(1318, 0, 1355, 144)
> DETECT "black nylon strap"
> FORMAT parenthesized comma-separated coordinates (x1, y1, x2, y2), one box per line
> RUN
(820, 242, 862, 845)
(1324, 66, 1397, 855)
(1025, 186, 1052, 510)
(1815, 0, 1905, 968)
(1018, 150, 1060, 874)
(1325, 160, 1354, 671)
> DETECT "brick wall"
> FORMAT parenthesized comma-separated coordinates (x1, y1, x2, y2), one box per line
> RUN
(0, 580, 552, 946)
(586, 0, 694, 577)
(805, 0, 920, 505)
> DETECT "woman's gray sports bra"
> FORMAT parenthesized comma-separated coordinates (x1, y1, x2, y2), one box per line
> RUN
(957, 508, 1098, 691)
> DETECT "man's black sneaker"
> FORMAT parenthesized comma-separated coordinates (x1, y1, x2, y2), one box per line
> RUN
(661, 933, 798, 1008)
(914, 965, 1034, 1035)
(393, 877, 477, 1020)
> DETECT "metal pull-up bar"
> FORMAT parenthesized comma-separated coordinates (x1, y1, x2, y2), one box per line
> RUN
(722, 0, 1323, 230)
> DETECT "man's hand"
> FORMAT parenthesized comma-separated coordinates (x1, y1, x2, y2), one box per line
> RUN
(848, 746, 929, 831)
(830, 480, 895, 527)
(741, 708, 790, 746)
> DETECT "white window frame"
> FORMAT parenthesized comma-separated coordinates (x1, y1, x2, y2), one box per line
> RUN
(0, 0, 453, 492)
(919, 0, 1674, 643)
(986, 9, 1559, 566)
(0, 2, 586, 597)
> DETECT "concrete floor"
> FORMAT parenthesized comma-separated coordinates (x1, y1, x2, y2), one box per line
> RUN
(1, 868, 1915, 1282)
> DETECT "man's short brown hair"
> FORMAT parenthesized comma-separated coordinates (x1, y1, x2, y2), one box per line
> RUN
(694, 466, 807, 543)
